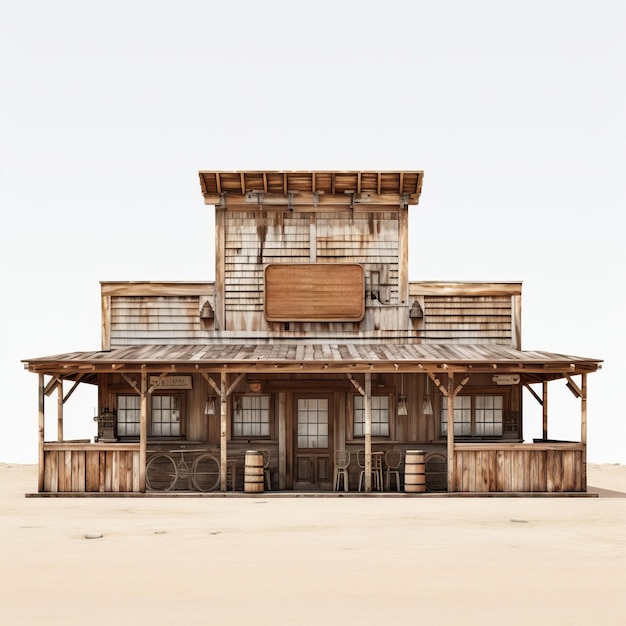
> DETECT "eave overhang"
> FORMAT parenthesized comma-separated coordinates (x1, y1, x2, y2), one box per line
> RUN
(22, 343, 603, 380)
(198, 170, 424, 209)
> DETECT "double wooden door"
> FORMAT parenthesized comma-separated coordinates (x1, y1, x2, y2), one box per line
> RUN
(293, 395, 333, 490)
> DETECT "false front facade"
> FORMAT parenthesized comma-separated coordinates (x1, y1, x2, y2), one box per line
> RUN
(23, 171, 602, 494)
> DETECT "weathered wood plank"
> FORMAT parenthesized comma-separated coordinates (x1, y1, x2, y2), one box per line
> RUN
(86, 450, 100, 492)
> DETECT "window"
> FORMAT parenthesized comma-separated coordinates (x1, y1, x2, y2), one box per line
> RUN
(233, 395, 270, 437)
(116, 394, 182, 438)
(151, 395, 181, 437)
(353, 395, 390, 437)
(440, 395, 503, 437)
(297, 398, 329, 448)
(117, 395, 140, 437)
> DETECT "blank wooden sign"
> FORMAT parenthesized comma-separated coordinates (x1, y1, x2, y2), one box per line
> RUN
(264, 264, 365, 322)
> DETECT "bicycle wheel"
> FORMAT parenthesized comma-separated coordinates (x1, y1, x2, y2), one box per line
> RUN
(192, 454, 220, 492)
(146, 453, 177, 491)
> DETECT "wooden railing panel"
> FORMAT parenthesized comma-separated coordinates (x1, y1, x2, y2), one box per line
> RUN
(454, 443, 585, 493)
(42, 444, 141, 493)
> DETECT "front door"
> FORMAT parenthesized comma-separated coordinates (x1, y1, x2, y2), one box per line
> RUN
(294, 396, 333, 490)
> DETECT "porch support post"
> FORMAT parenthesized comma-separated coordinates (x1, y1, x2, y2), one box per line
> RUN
(38, 373, 45, 492)
(447, 374, 454, 492)
(139, 370, 148, 492)
(57, 379, 63, 441)
(581, 373, 588, 491)
(220, 374, 227, 492)
(580, 374, 587, 445)
(364, 371, 372, 492)
(542, 380, 549, 440)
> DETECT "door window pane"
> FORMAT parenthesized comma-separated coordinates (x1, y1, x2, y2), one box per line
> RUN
(297, 399, 329, 448)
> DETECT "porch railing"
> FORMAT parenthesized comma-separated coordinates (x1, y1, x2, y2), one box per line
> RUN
(41, 442, 141, 493)
(452, 442, 586, 492)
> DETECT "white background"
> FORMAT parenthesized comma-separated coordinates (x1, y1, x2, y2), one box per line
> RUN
(1, 1, 624, 463)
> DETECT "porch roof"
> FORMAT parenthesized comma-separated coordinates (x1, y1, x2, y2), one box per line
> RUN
(22, 343, 602, 379)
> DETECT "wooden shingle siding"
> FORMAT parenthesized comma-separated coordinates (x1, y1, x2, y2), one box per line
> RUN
(418, 295, 513, 345)
(110, 296, 207, 347)
(317, 212, 400, 304)
(224, 212, 310, 326)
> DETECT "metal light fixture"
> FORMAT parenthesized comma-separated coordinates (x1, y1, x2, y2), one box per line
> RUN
(397, 374, 408, 416)
(204, 396, 215, 416)
(422, 375, 433, 416)
(397, 395, 408, 416)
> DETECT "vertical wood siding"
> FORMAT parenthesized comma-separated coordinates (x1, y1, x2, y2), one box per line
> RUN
(454, 446, 585, 492)
(43, 448, 141, 493)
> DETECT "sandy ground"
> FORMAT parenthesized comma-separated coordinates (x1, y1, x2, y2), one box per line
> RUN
(1, 463, 625, 626)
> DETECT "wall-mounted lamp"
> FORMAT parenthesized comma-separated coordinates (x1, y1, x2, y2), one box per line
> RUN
(249, 380, 262, 393)
(409, 301, 423, 319)
(200, 300, 214, 319)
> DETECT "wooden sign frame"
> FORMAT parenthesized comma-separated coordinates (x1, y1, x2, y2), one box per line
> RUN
(264, 263, 365, 322)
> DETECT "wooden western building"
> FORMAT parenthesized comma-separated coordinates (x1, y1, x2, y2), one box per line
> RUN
(22, 170, 602, 495)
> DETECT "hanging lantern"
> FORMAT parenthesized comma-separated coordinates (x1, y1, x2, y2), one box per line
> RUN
(397, 395, 408, 416)
(204, 396, 215, 416)
(397, 374, 408, 416)
(422, 375, 433, 415)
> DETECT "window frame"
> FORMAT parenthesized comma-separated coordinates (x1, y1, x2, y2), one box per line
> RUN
(231, 394, 272, 439)
(115, 392, 185, 440)
(349, 391, 395, 441)
(439, 391, 507, 439)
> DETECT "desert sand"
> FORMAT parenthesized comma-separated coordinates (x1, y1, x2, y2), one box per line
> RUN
(1, 463, 624, 626)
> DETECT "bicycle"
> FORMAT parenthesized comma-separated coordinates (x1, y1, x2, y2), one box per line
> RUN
(146, 447, 220, 492)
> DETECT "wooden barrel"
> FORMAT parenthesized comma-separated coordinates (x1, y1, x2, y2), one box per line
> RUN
(404, 450, 426, 493)
(244, 450, 264, 493)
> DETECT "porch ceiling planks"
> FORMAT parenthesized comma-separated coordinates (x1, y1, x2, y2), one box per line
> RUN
(22, 343, 602, 377)
(199, 170, 424, 208)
